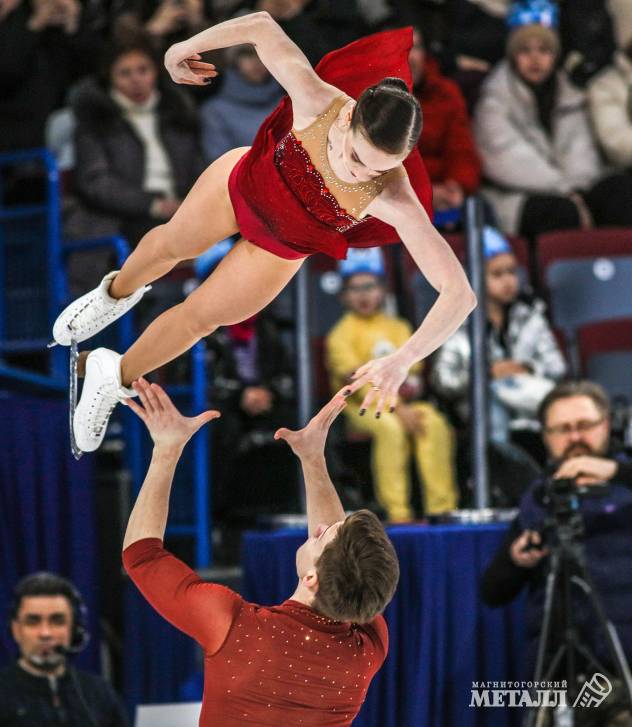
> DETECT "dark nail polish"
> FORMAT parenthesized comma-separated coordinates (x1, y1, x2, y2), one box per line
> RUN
(204, 77, 213, 84)
(375, 412, 381, 419)
(389, 406, 395, 413)
(359, 408, 366, 416)
(343, 389, 351, 397)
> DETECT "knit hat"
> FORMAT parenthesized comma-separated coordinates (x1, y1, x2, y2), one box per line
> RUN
(506, 0, 560, 59)
(507, 0, 559, 29)
(339, 247, 385, 279)
(507, 24, 560, 59)
(483, 226, 514, 260)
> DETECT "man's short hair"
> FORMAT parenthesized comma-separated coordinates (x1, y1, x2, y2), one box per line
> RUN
(538, 380, 611, 426)
(312, 510, 399, 624)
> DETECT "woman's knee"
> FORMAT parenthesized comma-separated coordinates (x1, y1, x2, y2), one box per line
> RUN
(138, 223, 182, 263)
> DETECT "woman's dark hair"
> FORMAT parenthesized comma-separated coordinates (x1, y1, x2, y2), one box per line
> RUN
(350, 77, 422, 156)
(98, 32, 160, 87)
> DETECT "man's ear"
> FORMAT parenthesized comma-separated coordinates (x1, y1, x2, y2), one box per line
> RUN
(302, 569, 319, 595)
(10, 619, 20, 643)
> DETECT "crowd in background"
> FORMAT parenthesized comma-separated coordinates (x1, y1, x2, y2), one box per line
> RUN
(2, 0, 632, 530)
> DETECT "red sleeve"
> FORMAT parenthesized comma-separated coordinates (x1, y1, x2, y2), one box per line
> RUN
(123, 538, 243, 654)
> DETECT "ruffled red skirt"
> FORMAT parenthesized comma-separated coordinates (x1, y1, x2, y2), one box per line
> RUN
(227, 27, 433, 261)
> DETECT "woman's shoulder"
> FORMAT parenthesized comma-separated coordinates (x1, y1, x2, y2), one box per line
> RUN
(291, 85, 349, 132)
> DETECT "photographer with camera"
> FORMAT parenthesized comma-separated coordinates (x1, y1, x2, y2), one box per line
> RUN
(481, 380, 632, 726)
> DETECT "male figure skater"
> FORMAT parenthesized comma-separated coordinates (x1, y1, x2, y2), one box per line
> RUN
(123, 379, 399, 726)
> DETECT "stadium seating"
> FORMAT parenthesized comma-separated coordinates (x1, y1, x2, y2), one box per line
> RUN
(577, 318, 632, 402)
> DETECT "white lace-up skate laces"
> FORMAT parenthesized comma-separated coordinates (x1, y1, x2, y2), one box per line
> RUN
(52, 271, 151, 346)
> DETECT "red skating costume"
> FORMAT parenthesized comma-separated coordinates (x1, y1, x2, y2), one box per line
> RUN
(228, 27, 433, 260)
(124, 539, 387, 726)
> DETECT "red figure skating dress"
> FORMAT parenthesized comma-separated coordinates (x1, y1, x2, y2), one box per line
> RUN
(227, 27, 433, 261)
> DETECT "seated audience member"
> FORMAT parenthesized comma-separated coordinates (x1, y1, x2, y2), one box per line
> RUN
(447, 0, 511, 112)
(200, 44, 284, 162)
(588, 39, 632, 172)
(114, 0, 211, 54)
(474, 6, 632, 241)
(209, 309, 298, 527)
(432, 227, 566, 444)
(0, 0, 102, 155)
(66, 34, 204, 288)
(608, 0, 632, 52)
(325, 249, 458, 522)
(409, 27, 481, 221)
(480, 381, 632, 722)
(559, 0, 616, 87)
(232, 0, 330, 65)
(0, 572, 129, 726)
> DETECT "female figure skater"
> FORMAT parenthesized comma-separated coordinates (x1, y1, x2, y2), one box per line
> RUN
(53, 13, 476, 452)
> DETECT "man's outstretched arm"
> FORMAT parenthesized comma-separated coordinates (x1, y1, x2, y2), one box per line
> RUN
(122, 378, 219, 549)
(275, 393, 347, 537)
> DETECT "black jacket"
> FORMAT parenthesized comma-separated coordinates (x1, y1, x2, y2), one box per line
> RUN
(0, 662, 129, 727)
(481, 452, 632, 673)
(0, 2, 103, 153)
(67, 78, 205, 238)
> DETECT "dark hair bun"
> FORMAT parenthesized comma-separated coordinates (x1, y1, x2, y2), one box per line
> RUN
(377, 77, 409, 93)
(352, 77, 422, 155)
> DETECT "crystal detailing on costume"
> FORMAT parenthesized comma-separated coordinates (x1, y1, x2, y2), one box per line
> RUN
(273, 95, 392, 233)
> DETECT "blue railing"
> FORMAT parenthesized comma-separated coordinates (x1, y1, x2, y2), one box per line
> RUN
(0, 149, 213, 568)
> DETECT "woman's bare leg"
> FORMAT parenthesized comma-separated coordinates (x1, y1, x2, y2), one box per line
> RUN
(119, 239, 305, 385)
(109, 147, 250, 299)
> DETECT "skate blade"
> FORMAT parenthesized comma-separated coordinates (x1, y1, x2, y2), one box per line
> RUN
(47, 340, 58, 349)
(69, 338, 83, 461)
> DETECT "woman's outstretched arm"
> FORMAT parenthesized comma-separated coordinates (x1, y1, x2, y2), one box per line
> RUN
(164, 12, 337, 125)
(347, 178, 477, 415)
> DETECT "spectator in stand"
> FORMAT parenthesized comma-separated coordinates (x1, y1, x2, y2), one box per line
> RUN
(474, 3, 632, 247)
(448, 0, 511, 112)
(608, 0, 632, 52)
(588, 38, 632, 175)
(480, 381, 632, 718)
(232, 1, 329, 65)
(114, 0, 212, 54)
(200, 44, 284, 162)
(559, 0, 616, 87)
(326, 248, 458, 522)
(432, 227, 566, 444)
(0, 0, 104, 155)
(207, 297, 298, 530)
(66, 34, 204, 288)
(408, 27, 481, 220)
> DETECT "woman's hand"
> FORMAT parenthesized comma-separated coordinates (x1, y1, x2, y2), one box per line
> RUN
(164, 42, 217, 85)
(125, 377, 220, 450)
(344, 352, 411, 417)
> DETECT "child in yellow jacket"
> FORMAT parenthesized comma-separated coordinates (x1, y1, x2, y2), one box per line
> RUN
(326, 249, 458, 521)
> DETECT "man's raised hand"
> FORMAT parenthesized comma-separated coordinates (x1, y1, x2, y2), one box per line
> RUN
(274, 391, 347, 460)
(125, 377, 220, 450)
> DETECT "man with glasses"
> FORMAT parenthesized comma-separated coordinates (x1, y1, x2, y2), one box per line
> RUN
(481, 380, 632, 724)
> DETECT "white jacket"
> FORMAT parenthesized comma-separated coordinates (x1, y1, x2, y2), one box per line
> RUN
(474, 61, 604, 233)
(588, 51, 632, 168)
